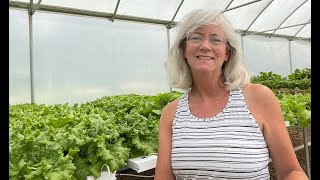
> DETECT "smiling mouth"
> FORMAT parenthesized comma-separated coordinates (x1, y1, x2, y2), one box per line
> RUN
(196, 56, 214, 60)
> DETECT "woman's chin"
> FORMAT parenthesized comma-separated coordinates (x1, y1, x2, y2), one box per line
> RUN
(193, 66, 217, 72)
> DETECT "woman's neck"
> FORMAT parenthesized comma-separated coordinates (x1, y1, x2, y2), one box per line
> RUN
(190, 79, 227, 102)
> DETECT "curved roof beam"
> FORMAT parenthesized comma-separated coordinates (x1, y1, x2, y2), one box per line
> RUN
(290, 19, 311, 41)
(260, 21, 310, 33)
(29, 0, 42, 15)
(223, 0, 262, 12)
(243, 0, 274, 36)
(271, 0, 308, 36)
(167, 0, 185, 29)
(9, 1, 310, 41)
(224, 0, 234, 11)
(110, 0, 121, 22)
(237, 28, 310, 41)
(10, 1, 173, 25)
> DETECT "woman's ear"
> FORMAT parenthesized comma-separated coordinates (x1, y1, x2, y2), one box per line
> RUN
(225, 42, 231, 61)
(225, 53, 229, 62)
(225, 48, 230, 61)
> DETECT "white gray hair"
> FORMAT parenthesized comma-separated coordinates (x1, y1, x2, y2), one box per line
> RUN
(165, 9, 251, 91)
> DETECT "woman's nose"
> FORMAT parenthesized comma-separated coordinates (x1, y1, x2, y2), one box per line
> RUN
(199, 38, 212, 50)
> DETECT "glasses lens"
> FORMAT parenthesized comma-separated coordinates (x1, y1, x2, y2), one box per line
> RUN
(210, 35, 223, 45)
(188, 34, 203, 44)
(187, 34, 225, 46)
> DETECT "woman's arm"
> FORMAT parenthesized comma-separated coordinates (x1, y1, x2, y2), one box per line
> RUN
(245, 84, 308, 180)
(154, 100, 179, 180)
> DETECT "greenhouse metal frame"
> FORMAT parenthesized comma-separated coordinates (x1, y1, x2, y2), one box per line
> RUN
(9, 0, 311, 103)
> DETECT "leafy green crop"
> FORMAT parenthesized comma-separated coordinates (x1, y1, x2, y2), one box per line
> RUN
(9, 90, 310, 179)
(277, 93, 311, 127)
(9, 92, 182, 180)
(251, 68, 311, 90)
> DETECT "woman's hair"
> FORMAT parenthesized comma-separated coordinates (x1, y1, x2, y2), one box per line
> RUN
(165, 9, 251, 91)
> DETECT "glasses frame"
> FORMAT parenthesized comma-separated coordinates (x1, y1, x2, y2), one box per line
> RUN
(186, 33, 228, 47)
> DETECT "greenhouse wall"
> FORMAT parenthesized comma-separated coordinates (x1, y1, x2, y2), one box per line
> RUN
(9, 9, 311, 105)
(9, 9, 31, 104)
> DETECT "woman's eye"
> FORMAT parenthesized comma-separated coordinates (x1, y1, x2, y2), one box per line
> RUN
(211, 37, 222, 44)
(189, 35, 202, 41)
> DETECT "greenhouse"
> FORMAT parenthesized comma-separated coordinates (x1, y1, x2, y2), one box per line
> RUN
(9, 0, 311, 179)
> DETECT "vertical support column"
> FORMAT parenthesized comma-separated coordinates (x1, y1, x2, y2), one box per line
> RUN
(289, 39, 310, 179)
(241, 34, 244, 54)
(28, 1, 35, 103)
(288, 40, 293, 74)
(166, 27, 172, 93)
(303, 127, 310, 179)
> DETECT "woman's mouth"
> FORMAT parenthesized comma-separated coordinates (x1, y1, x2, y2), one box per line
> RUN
(196, 56, 213, 60)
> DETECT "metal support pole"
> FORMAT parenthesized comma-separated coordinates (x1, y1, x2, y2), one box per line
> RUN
(240, 34, 244, 56)
(303, 127, 310, 179)
(166, 27, 172, 93)
(288, 41, 293, 74)
(110, 0, 120, 22)
(28, 1, 35, 103)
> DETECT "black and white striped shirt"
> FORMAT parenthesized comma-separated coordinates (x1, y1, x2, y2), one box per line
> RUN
(171, 88, 270, 179)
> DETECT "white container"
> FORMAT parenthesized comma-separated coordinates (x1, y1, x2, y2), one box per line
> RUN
(86, 172, 116, 180)
(285, 120, 290, 127)
(86, 164, 117, 180)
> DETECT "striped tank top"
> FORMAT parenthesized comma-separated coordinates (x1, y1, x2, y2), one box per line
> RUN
(171, 88, 270, 179)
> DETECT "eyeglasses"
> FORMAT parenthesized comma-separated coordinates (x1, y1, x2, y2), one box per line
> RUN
(187, 33, 227, 47)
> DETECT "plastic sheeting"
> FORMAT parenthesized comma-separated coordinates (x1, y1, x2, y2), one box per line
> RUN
(9, 0, 311, 40)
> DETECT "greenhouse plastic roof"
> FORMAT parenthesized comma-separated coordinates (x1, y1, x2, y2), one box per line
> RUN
(9, 0, 311, 41)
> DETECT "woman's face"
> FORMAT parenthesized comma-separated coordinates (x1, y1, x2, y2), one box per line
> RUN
(183, 24, 229, 73)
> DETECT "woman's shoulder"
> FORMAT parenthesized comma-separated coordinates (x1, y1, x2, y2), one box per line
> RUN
(162, 91, 188, 114)
(241, 83, 281, 127)
(162, 98, 180, 115)
(242, 83, 275, 100)
(242, 83, 274, 98)
(160, 97, 180, 124)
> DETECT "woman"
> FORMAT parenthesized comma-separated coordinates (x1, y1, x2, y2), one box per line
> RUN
(154, 9, 308, 180)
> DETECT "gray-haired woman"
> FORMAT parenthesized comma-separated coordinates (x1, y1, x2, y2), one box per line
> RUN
(155, 9, 307, 180)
